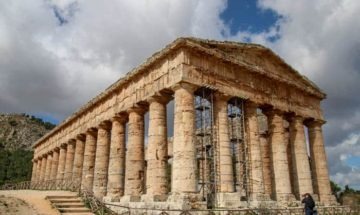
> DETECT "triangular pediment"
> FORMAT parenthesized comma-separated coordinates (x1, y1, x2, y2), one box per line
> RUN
(178, 37, 325, 99)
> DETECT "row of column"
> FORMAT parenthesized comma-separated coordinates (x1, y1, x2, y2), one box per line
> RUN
(31, 83, 332, 203)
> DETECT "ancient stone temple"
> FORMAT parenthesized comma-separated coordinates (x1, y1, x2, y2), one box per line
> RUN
(31, 38, 336, 210)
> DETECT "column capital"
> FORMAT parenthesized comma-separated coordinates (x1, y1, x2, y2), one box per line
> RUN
(86, 127, 98, 136)
(127, 106, 146, 115)
(60, 143, 67, 149)
(171, 82, 197, 93)
(76, 133, 86, 141)
(52, 147, 60, 153)
(47, 150, 53, 155)
(213, 91, 232, 101)
(68, 139, 76, 145)
(244, 100, 259, 117)
(147, 93, 172, 104)
(99, 120, 112, 130)
(262, 108, 284, 118)
(305, 118, 326, 127)
(112, 112, 128, 123)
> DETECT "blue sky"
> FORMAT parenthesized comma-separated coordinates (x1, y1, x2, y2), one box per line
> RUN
(221, 0, 279, 34)
(1, 0, 359, 190)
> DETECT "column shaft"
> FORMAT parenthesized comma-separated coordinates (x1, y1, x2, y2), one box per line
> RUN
(308, 121, 332, 202)
(50, 149, 59, 180)
(147, 99, 168, 195)
(40, 156, 47, 181)
(73, 136, 85, 181)
(31, 160, 37, 182)
(64, 141, 75, 179)
(107, 118, 126, 199)
(172, 84, 197, 193)
(214, 94, 234, 193)
(289, 116, 313, 199)
(56, 146, 67, 181)
(245, 103, 265, 198)
(44, 153, 53, 181)
(125, 109, 145, 196)
(93, 124, 111, 198)
(267, 111, 293, 201)
(81, 130, 97, 191)
(260, 133, 272, 196)
(36, 158, 42, 182)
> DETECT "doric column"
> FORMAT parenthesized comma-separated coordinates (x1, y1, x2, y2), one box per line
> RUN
(124, 107, 145, 196)
(171, 83, 197, 193)
(81, 128, 97, 191)
(307, 120, 333, 203)
(50, 148, 59, 180)
(93, 122, 111, 199)
(266, 110, 294, 201)
(146, 96, 169, 196)
(260, 132, 272, 196)
(36, 158, 42, 182)
(31, 159, 38, 182)
(72, 134, 86, 182)
(245, 102, 265, 199)
(56, 144, 67, 181)
(289, 116, 313, 199)
(107, 115, 127, 200)
(214, 93, 234, 193)
(64, 140, 76, 180)
(40, 155, 47, 181)
(44, 152, 53, 181)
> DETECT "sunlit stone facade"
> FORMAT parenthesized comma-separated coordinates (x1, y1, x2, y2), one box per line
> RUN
(32, 38, 336, 210)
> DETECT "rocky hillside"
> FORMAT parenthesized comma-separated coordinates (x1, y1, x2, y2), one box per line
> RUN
(0, 113, 55, 151)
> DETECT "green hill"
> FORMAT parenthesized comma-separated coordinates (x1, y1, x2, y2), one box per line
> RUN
(0, 113, 55, 185)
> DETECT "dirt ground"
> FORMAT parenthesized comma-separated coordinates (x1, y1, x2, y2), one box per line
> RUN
(0, 195, 38, 215)
(0, 190, 77, 215)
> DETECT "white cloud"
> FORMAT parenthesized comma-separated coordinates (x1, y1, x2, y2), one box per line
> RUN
(227, 0, 360, 189)
(0, 0, 228, 119)
(1, 0, 359, 190)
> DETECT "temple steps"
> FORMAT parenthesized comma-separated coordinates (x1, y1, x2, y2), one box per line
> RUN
(46, 195, 94, 215)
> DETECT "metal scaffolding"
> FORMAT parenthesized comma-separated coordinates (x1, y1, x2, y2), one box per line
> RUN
(228, 98, 249, 200)
(194, 87, 217, 208)
(194, 88, 249, 207)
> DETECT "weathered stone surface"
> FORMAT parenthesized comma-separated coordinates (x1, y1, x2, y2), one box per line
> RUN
(40, 156, 47, 181)
(266, 110, 294, 201)
(64, 140, 75, 179)
(44, 152, 52, 181)
(245, 102, 265, 199)
(308, 120, 333, 204)
(107, 116, 126, 199)
(172, 83, 197, 193)
(36, 158, 42, 182)
(125, 108, 145, 196)
(81, 130, 97, 191)
(50, 148, 59, 180)
(289, 116, 313, 199)
(260, 133, 272, 196)
(31, 160, 37, 182)
(93, 123, 111, 198)
(31, 38, 336, 208)
(56, 145, 67, 181)
(214, 93, 234, 193)
(146, 97, 168, 196)
(72, 135, 85, 181)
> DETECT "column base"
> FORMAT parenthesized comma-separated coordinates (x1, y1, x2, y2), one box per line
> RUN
(167, 193, 204, 210)
(216, 192, 244, 208)
(319, 194, 338, 206)
(141, 194, 168, 202)
(103, 195, 121, 202)
(276, 193, 296, 202)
